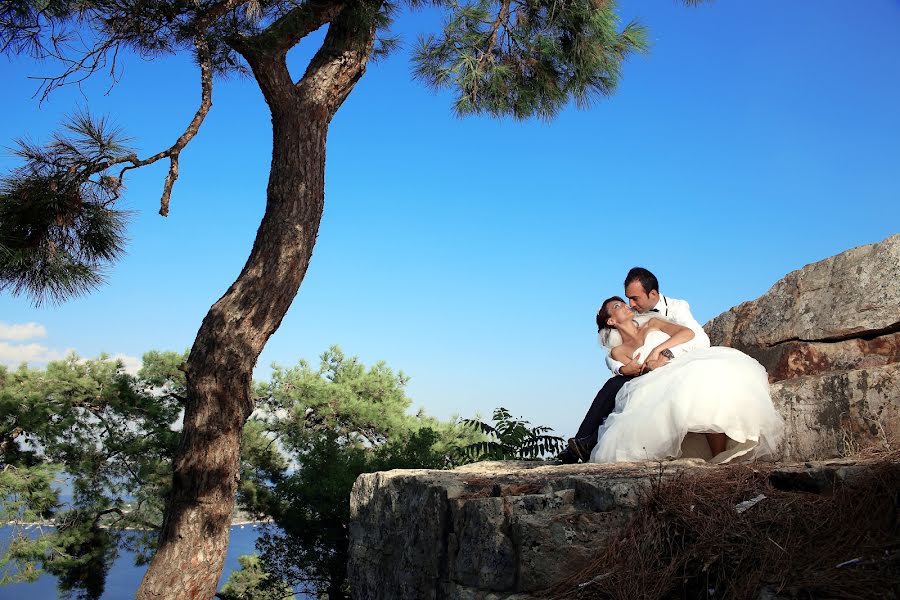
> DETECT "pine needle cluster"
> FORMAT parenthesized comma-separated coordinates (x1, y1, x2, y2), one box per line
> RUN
(0, 111, 131, 305)
(413, 0, 648, 119)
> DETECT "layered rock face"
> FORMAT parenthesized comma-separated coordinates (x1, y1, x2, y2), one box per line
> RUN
(706, 233, 900, 459)
(705, 233, 899, 380)
(349, 461, 653, 600)
(773, 363, 899, 460)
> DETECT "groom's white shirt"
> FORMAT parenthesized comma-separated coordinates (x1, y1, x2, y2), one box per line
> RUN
(605, 295, 711, 375)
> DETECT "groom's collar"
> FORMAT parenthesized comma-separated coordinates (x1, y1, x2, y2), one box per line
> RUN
(650, 295, 668, 316)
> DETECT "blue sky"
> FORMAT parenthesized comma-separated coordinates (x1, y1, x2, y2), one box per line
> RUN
(2, 0, 899, 438)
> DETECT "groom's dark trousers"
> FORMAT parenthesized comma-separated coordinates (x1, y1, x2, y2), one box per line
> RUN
(573, 375, 635, 446)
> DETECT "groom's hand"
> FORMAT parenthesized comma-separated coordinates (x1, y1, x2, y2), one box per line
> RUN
(619, 360, 643, 376)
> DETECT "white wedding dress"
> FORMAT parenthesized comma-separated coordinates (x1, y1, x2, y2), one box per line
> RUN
(589, 330, 784, 464)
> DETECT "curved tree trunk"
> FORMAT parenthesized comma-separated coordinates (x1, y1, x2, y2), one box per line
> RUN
(136, 4, 379, 597)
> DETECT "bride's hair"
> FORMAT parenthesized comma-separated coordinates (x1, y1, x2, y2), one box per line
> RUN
(597, 297, 666, 349)
(596, 296, 626, 333)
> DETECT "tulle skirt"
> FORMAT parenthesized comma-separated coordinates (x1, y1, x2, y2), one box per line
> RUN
(589, 347, 784, 464)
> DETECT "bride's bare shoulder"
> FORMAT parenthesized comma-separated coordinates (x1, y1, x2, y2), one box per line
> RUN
(642, 317, 665, 329)
(636, 319, 662, 338)
(610, 344, 633, 362)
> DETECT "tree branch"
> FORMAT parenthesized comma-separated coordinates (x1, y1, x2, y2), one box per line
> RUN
(482, 0, 511, 66)
(32, 35, 121, 102)
(240, 0, 344, 56)
(92, 506, 160, 531)
(166, 391, 189, 405)
(296, 1, 383, 115)
(0, 426, 24, 456)
(25, 3, 251, 216)
(204, 0, 252, 22)
(116, 31, 214, 216)
(228, 0, 343, 105)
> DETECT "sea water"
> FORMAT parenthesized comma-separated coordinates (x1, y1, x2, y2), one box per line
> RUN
(0, 524, 298, 599)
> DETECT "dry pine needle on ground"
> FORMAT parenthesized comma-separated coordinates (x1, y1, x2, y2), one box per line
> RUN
(549, 453, 900, 600)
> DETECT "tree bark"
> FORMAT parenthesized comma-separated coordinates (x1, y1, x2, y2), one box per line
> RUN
(328, 577, 350, 600)
(135, 3, 380, 597)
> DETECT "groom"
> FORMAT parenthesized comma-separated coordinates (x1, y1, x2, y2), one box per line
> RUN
(560, 267, 711, 463)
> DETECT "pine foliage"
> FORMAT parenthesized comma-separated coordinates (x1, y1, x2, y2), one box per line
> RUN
(218, 554, 295, 600)
(0, 111, 131, 305)
(413, 0, 648, 119)
(0, 352, 185, 594)
(250, 346, 478, 598)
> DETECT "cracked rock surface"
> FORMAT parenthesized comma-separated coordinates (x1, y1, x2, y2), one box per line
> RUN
(705, 233, 900, 381)
(704, 234, 899, 458)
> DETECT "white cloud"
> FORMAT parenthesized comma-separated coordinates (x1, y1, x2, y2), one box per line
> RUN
(0, 322, 47, 341)
(0, 343, 141, 375)
(0, 323, 141, 374)
(110, 353, 142, 375)
(0, 341, 71, 367)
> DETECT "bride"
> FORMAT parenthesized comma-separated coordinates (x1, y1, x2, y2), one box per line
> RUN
(589, 296, 784, 464)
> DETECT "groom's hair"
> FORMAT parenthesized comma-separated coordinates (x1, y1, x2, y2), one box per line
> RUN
(624, 267, 659, 294)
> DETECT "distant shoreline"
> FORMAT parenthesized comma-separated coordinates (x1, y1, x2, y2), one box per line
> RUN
(4, 518, 272, 531)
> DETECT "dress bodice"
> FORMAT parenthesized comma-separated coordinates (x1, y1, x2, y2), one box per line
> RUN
(632, 329, 671, 365)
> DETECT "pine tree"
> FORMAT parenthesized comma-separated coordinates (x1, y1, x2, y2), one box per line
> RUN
(0, 354, 184, 597)
(252, 346, 473, 598)
(0, 1, 702, 596)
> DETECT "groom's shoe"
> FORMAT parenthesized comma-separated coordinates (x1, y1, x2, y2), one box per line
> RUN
(567, 437, 592, 462)
(556, 447, 578, 465)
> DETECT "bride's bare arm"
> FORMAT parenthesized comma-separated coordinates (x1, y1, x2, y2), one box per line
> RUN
(645, 318, 695, 361)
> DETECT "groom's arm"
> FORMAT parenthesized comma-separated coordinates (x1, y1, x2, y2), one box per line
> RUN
(667, 299, 710, 357)
(606, 353, 643, 376)
(603, 329, 629, 375)
(605, 353, 624, 374)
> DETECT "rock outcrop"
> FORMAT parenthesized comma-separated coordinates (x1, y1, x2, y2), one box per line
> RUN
(705, 233, 900, 458)
(348, 459, 890, 599)
(705, 233, 900, 382)
(349, 235, 900, 599)
(349, 461, 651, 600)
(773, 362, 899, 460)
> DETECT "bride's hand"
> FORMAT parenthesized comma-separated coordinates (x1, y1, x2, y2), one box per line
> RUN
(646, 347, 663, 364)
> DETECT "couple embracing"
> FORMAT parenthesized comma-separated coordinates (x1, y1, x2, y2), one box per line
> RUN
(561, 268, 784, 465)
